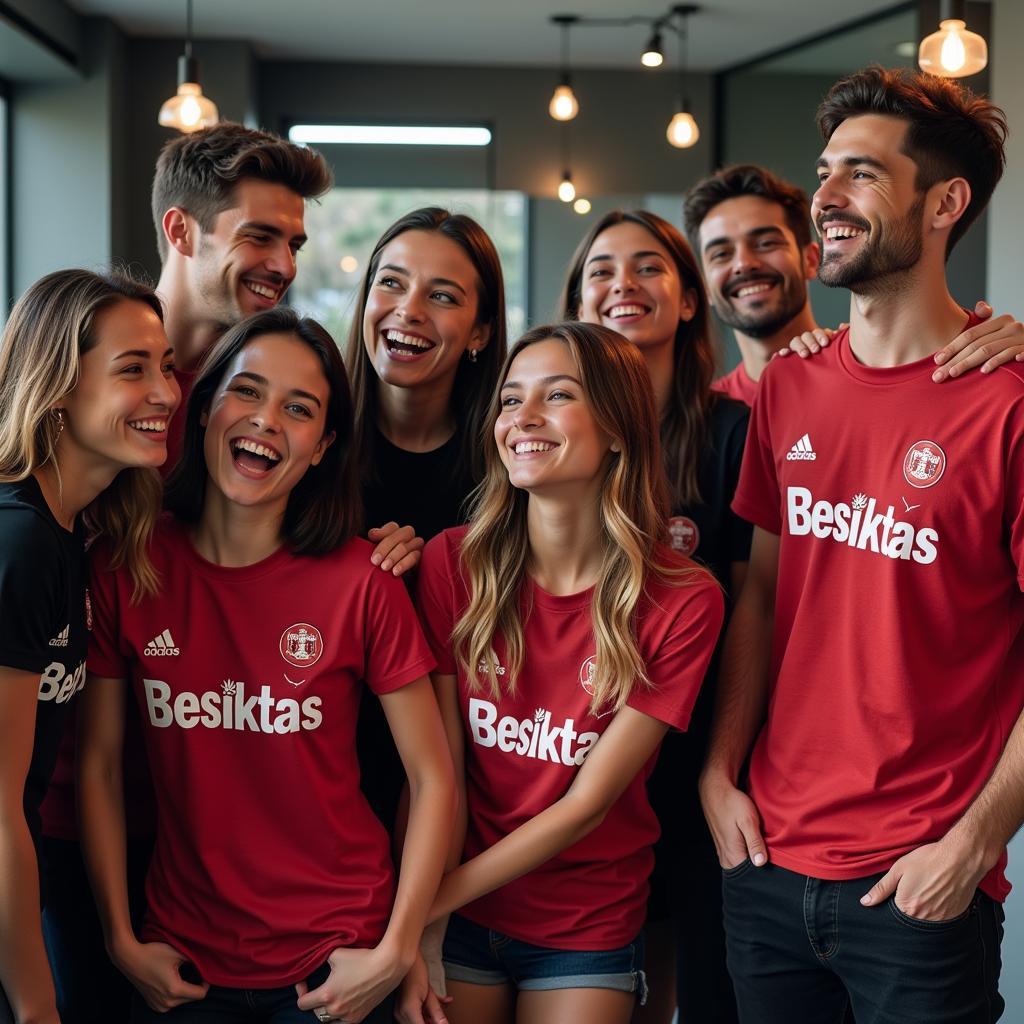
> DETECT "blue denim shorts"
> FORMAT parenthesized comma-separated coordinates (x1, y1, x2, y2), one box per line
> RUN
(442, 912, 647, 1002)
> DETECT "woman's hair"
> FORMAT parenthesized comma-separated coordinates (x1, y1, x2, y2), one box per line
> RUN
(453, 321, 704, 715)
(0, 268, 166, 600)
(165, 307, 360, 553)
(345, 207, 508, 489)
(558, 209, 716, 508)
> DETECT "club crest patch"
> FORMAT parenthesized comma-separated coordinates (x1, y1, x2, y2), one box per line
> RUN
(668, 515, 700, 556)
(902, 440, 946, 489)
(579, 655, 597, 696)
(280, 622, 323, 668)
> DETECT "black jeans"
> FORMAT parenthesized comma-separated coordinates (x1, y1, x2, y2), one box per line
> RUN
(722, 860, 1004, 1024)
(130, 962, 396, 1024)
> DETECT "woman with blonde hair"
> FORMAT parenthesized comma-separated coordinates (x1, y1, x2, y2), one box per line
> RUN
(0, 269, 179, 1023)
(403, 322, 724, 1024)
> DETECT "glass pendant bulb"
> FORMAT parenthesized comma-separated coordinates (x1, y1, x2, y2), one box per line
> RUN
(159, 81, 219, 133)
(558, 174, 576, 203)
(549, 82, 580, 122)
(666, 111, 699, 149)
(641, 30, 664, 68)
(918, 19, 987, 78)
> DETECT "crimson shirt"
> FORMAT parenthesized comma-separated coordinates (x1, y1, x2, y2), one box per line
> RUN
(88, 518, 435, 986)
(733, 321, 1024, 900)
(416, 527, 723, 949)
(712, 363, 759, 407)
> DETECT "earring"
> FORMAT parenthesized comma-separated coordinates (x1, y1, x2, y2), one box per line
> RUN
(53, 408, 65, 441)
(467, 348, 479, 364)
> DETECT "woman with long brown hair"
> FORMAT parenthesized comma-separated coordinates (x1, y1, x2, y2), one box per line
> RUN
(560, 210, 751, 1024)
(0, 269, 179, 1024)
(346, 207, 508, 837)
(402, 322, 723, 1024)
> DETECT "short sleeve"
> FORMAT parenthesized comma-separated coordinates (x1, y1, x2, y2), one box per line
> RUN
(0, 507, 64, 672)
(87, 544, 129, 679)
(363, 569, 436, 695)
(414, 533, 460, 675)
(629, 576, 725, 731)
(732, 372, 783, 535)
(1003, 394, 1024, 591)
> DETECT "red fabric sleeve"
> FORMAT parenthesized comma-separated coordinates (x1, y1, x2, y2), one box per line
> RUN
(415, 531, 461, 675)
(362, 567, 436, 695)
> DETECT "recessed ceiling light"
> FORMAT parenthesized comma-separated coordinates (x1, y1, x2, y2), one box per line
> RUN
(289, 125, 492, 146)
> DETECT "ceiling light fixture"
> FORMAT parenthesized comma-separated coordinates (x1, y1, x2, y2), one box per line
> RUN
(573, 197, 592, 215)
(158, 0, 219, 133)
(918, 0, 987, 78)
(549, 15, 580, 121)
(288, 124, 492, 146)
(641, 30, 665, 68)
(666, 5, 700, 149)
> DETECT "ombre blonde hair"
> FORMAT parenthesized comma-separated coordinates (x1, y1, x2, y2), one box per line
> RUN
(0, 269, 167, 600)
(453, 321, 709, 715)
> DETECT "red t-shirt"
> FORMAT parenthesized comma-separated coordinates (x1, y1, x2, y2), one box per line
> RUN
(88, 517, 435, 986)
(416, 527, 724, 949)
(733, 321, 1024, 900)
(164, 367, 196, 475)
(712, 363, 758, 407)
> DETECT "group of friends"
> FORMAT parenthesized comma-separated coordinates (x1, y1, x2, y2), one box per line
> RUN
(1, 62, 1023, 1024)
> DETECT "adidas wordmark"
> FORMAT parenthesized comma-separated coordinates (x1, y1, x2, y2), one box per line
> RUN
(145, 628, 180, 657)
(786, 433, 817, 461)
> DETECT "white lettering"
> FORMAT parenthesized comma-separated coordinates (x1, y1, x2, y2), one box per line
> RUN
(467, 699, 602, 766)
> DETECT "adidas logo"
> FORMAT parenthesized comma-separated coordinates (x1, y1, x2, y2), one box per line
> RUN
(48, 624, 70, 647)
(786, 433, 817, 461)
(145, 628, 180, 657)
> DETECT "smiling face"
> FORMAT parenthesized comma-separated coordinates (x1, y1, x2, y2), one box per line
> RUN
(813, 115, 926, 292)
(191, 178, 307, 327)
(577, 221, 694, 352)
(362, 229, 488, 394)
(698, 195, 816, 340)
(201, 332, 334, 517)
(58, 299, 180, 472)
(495, 339, 614, 498)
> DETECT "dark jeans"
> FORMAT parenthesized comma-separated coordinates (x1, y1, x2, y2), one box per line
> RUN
(722, 860, 1004, 1024)
(40, 835, 153, 1024)
(130, 962, 396, 1024)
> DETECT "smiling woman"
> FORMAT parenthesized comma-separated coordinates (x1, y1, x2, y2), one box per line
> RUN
(0, 269, 178, 1024)
(77, 306, 454, 1024)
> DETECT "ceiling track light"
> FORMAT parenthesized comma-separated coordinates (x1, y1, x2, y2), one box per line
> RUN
(549, 15, 580, 121)
(641, 29, 665, 68)
(667, 4, 700, 148)
(158, 0, 219, 133)
(918, 0, 987, 78)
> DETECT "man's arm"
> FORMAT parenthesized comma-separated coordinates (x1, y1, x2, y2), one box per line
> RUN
(698, 526, 779, 869)
(861, 703, 1024, 918)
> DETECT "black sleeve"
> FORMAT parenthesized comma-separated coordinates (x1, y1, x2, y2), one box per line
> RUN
(721, 402, 754, 564)
(0, 507, 64, 672)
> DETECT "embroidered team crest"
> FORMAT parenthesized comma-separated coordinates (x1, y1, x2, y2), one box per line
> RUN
(668, 516, 700, 556)
(280, 623, 323, 668)
(579, 655, 597, 696)
(902, 440, 946, 489)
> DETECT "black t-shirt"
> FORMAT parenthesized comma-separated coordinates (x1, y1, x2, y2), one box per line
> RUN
(649, 396, 752, 845)
(358, 427, 477, 830)
(361, 428, 476, 542)
(0, 477, 88, 849)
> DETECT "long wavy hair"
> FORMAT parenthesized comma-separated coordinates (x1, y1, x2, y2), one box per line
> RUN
(345, 207, 507, 490)
(559, 209, 716, 508)
(453, 321, 705, 715)
(165, 307, 360, 553)
(0, 269, 166, 600)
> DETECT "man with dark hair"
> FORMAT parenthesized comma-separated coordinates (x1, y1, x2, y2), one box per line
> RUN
(700, 66, 1024, 1022)
(151, 122, 333, 452)
(684, 164, 821, 404)
(684, 162, 1020, 405)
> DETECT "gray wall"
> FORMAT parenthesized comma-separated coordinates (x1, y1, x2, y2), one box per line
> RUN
(986, 3, 1024, 1016)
